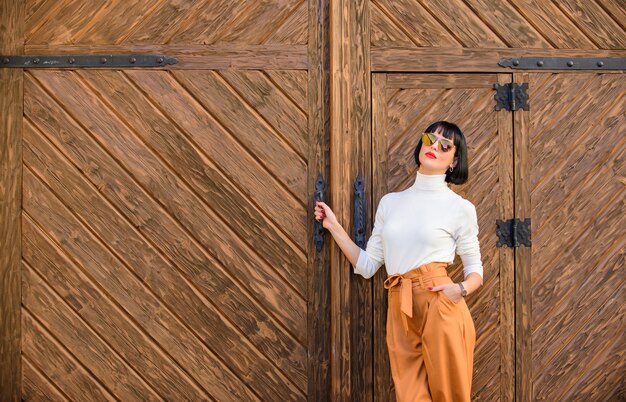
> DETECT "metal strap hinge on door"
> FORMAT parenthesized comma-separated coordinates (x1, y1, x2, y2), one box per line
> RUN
(0, 55, 177, 68)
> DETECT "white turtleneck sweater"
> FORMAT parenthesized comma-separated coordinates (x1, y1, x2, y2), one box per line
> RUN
(353, 170, 484, 281)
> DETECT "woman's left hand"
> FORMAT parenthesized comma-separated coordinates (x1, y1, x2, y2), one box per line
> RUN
(427, 283, 463, 303)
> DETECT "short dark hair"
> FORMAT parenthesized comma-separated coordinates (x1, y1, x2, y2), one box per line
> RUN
(413, 120, 469, 185)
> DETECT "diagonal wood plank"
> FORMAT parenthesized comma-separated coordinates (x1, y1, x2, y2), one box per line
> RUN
(418, 0, 505, 47)
(508, 0, 597, 48)
(554, 0, 626, 49)
(22, 355, 70, 402)
(370, 2, 416, 47)
(165, 0, 254, 44)
(171, 70, 307, 202)
(27, 70, 307, 342)
(23, 73, 308, 393)
(26, 0, 108, 44)
(264, 0, 308, 44)
(218, 0, 303, 44)
(21, 308, 116, 402)
(373, 0, 460, 46)
(265, 70, 308, 112)
(461, 0, 550, 47)
(220, 69, 308, 157)
(24, 118, 305, 396)
(124, 70, 308, 282)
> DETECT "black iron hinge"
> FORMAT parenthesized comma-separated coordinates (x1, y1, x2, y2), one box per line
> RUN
(496, 218, 532, 247)
(493, 82, 529, 111)
(0, 54, 177, 68)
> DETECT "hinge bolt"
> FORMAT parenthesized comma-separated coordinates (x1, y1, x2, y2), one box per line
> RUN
(33, 58, 40, 64)
(68, 57, 75, 64)
(2, 58, 9, 64)
(512, 59, 520, 66)
(537, 60, 544, 67)
(597, 61, 604, 67)
(129, 57, 136, 64)
(100, 57, 108, 64)
(567, 60, 574, 67)
(157, 57, 164, 63)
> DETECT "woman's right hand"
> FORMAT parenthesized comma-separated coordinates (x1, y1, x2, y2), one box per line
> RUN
(314, 200, 339, 230)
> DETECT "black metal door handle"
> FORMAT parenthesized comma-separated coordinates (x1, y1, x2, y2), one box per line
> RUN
(354, 174, 366, 248)
(313, 174, 326, 251)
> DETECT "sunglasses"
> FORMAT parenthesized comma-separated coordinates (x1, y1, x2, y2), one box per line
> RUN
(422, 132, 455, 152)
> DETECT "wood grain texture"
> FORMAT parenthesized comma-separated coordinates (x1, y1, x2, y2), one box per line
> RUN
(23, 67, 311, 399)
(24, 44, 309, 70)
(527, 72, 625, 401)
(306, 0, 332, 400)
(371, 47, 626, 72)
(0, 1, 23, 401)
(370, 0, 626, 49)
(25, 0, 308, 45)
(371, 73, 513, 401)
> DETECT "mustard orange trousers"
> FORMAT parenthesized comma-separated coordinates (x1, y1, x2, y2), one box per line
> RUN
(384, 262, 476, 402)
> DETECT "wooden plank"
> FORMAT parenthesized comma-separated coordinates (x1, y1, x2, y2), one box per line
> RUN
(165, 1, 253, 45)
(265, 70, 308, 112)
(26, 0, 109, 44)
(330, 0, 372, 399)
(71, 0, 166, 44)
(507, 0, 597, 49)
(513, 71, 532, 402)
(594, 0, 626, 31)
(22, 119, 296, 400)
(21, 249, 166, 401)
(554, 0, 626, 49)
(265, 0, 308, 44)
(29, 69, 307, 344)
(418, 0, 505, 47)
(218, 0, 303, 44)
(219, 69, 308, 157)
(106, 0, 206, 44)
(385, 73, 497, 88)
(24, 44, 309, 69)
(306, 0, 332, 398)
(21, 308, 115, 402)
(372, 73, 392, 402)
(23, 73, 306, 399)
(370, 47, 626, 72)
(0, 0, 23, 400)
(22, 356, 69, 402)
(370, 2, 415, 47)
(22, 171, 218, 401)
(171, 70, 308, 201)
(461, 0, 549, 47)
(533, 253, 625, 400)
(122, 70, 307, 288)
(495, 73, 515, 402)
(373, 0, 459, 46)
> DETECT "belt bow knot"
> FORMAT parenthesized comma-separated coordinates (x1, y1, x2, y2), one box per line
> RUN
(384, 273, 423, 334)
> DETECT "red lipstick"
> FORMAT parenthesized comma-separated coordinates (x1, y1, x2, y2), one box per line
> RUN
(425, 152, 437, 159)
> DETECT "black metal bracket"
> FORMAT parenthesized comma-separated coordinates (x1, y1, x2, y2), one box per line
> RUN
(354, 175, 366, 249)
(499, 57, 626, 70)
(493, 82, 529, 111)
(0, 54, 177, 68)
(496, 218, 532, 247)
(313, 175, 326, 252)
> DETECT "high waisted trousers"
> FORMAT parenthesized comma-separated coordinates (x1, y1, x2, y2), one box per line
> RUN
(384, 262, 476, 402)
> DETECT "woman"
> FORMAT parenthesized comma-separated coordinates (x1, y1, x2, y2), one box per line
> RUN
(315, 121, 483, 402)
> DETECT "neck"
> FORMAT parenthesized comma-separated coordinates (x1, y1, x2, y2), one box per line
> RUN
(412, 170, 448, 191)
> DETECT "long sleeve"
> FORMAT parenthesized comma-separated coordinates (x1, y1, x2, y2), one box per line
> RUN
(454, 200, 484, 282)
(353, 196, 386, 279)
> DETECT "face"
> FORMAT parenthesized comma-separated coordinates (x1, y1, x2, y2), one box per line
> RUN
(418, 128, 457, 174)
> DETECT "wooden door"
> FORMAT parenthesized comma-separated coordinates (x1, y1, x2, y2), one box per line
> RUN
(524, 71, 625, 401)
(21, 67, 324, 401)
(371, 73, 516, 401)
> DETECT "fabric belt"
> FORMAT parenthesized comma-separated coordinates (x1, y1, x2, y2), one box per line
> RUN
(383, 262, 449, 334)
